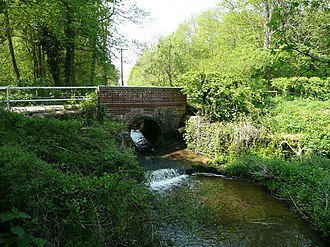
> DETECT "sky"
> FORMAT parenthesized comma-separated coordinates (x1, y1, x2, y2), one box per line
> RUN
(115, 0, 220, 85)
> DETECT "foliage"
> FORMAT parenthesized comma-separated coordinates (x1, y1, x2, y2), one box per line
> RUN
(129, 0, 330, 87)
(0, 0, 145, 86)
(271, 77, 330, 99)
(129, 34, 189, 87)
(224, 154, 330, 238)
(270, 0, 330, 65)
(0, 208, 47, 247)
(184, 97, 330, 238)
(0, 110, 155, 246)
(181, 72, 267, 121)
(185, 116, 268, 159)
(128, 6, 270, 85)
(76, 92, 107, 124)
(263, 98, 330, 158)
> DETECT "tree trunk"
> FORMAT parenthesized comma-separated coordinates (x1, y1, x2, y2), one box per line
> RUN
(64, 3, 75, 86)
(4, 6, 20, 81)
(64, 41, 75, 86)
(90, 50, 97, 85)
(32, 42, 38, 78)
(41, 27, 62, 86)
(103, 64, 108, 85)
(262, 1, 274, 49)
(33, 42, 45, 79)
(166, 70, 173, 87)
(37, 43, 45, 78)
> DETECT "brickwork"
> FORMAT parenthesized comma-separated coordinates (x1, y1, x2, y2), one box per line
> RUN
(97, 86, 187, 136)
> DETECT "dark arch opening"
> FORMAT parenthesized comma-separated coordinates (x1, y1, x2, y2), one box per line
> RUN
(129, 118, 163, 146)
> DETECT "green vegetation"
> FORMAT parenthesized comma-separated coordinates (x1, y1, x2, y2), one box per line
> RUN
(184, 97, 330, 238)
(181, 73, 267, 121)
(264, 98, 330, 158)
(225, 155, 330, 238)
(128, 0, 329, 238)
(271, 77, 330, 99)
(129, 0, 329, 86)
(0, 110, 155, 246)
(0, 0, 146, 86)
(1, 0, 329, 242)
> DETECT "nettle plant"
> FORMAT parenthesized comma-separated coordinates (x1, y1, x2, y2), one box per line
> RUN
(0, 208, 47, 247)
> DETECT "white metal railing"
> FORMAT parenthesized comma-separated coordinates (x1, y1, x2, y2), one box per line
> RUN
(0, 86, 98, 111)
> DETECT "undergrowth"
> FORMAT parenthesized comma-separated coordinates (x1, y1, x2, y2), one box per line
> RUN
(0, 110, 155, 246)
(184, 96, 330, 238)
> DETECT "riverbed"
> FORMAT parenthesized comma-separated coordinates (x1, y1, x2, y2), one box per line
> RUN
(138, 149, 329, 247)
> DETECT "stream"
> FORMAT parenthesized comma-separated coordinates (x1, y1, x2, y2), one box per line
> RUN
(138, 149, 329, 247)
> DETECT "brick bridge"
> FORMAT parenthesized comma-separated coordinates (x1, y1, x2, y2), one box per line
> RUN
(97, 86, 187, 145)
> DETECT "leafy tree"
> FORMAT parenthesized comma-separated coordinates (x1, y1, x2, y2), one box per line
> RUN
(2, 0, 20, 80)
(0, 0, 143, 86)
(128, 7, 266, 85)
(180, 72, 266, 121)
(270, 0, 330, 65)
(130, 0, 329, 86)
(129, 35, 188, 87)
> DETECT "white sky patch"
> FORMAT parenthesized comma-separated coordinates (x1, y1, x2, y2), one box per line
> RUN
(114, 0, 219, 85)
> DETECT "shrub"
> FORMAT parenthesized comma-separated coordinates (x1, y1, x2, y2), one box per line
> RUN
(263, 98, 330, 158)
(271, 77, 330, 100)
(77, 92, 106, 124)
(180, 72, 267, 121)
(0, 110, 154, 246)
(0, 208, 47, 247)
(185, 116, 268, 159)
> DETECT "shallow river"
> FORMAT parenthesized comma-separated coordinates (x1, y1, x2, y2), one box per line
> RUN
(138, 149, 329, 247)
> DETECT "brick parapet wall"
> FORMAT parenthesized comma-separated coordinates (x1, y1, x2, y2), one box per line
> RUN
(97, 86, 187, 134)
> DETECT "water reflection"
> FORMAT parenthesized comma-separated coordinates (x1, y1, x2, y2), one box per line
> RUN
(156, 175, 328, 246)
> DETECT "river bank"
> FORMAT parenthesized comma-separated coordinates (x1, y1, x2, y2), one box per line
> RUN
(183, 98, 330, 240)
(139, 147, 330, 246)
(0, 110, 155, 246)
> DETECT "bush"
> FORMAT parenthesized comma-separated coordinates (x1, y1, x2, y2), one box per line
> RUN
(0, 208, 47, 247)
(77, 92, 107, 124)
(0, 110, 136, 176)
(271, 77, 330, 100)
(180, 72, 267, 121)
(263, 98, 330, 158)
(0, 110, 154, 246)
(185, 116, 268, 159)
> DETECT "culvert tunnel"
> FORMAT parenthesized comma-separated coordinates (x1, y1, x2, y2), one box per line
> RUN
(129, 118, 163, 146)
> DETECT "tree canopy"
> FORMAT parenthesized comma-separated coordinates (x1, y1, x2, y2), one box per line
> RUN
(128, 0, 330, 87)
(0, 0, 145, 86)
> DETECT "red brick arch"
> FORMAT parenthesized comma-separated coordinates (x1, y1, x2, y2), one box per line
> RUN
(97, 86, 187, 138)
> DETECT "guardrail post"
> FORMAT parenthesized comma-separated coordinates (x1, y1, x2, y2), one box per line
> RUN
(6, 87, 10, 111)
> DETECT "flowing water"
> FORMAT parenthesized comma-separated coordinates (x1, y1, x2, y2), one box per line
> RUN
(138, 150, 329, 247)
